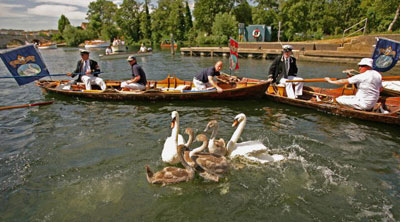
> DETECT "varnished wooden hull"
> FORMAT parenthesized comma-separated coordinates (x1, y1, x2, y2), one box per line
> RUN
(36, 76, 269, 101)
(265, 85, 400, 125)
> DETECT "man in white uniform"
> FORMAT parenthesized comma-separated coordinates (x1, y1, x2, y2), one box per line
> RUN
(325, 58, 382, 110)
(268, 45, 303, 99)
(67, 49, 106, 91)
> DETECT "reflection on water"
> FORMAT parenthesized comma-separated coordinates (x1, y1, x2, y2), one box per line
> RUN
(0, 49, 399, 221)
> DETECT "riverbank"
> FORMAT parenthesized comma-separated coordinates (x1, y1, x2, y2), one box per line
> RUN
(181, 34, 400, 67)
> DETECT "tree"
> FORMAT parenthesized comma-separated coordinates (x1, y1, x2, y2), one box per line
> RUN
(184, 1, 193, 31)
(211, 12, 238, 44)
(167, 0, 186, 41)
(140, 0, 152, 40)
(86, 0, 118, 39)
(58, 14, 70, 34)
(151, 0, 186, 43)
(116, 0, 141, 43)
(87, 13, 102, 37)
(388, 4, 400, 31)
(280, 0, 310, 41)
(63, 25, 90, 46)
(232, 0, 252, 25)
(193, 0, 235, 34)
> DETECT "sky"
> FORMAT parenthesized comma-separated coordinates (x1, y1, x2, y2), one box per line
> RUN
(0, 0, 194, 31)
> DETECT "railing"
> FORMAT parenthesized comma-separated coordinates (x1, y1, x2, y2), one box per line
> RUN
(342, 18, 368, 45)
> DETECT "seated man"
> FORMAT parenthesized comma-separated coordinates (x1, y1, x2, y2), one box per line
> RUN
(121, 56, 147, 91)
(325, 58, 382, 110)
(267, 45, 303, 99)
(193, 61, 223, 93)
(67, 49, 106, 91)
(105, 46, 112, 55)
(139, 43, 147, 53)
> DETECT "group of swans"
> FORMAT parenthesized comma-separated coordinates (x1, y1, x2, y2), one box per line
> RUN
(145, 111, 285, 186)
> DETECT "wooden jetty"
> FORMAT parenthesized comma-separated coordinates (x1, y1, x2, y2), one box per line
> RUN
(180, 47, 290, 59)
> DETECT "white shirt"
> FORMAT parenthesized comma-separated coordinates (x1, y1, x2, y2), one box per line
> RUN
(140, 46, 147, 52)
(348, 70, 382, 107)
(105, 48, 112, 55)
(82, 60, 91, 74)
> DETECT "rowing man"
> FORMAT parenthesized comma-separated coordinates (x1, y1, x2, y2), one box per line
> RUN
(193, 61, 223, 93)
(325, 58, 382, 111)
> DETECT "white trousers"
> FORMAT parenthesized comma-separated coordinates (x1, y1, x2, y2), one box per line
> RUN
(279, 76, 304, 99)
(336, 95, 376, 110)
(192, 78, 211, 91)
(121, 81, 146, 90)
(81, 75, 106, 91)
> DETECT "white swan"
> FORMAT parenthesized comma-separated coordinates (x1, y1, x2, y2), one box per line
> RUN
(226, 113, 285, 163)
(161, 111, 185, 164)
(204, 120, 226, 156)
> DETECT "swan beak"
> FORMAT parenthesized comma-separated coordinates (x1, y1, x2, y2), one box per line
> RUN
(232, 119, 239, 127)
(170, 118, 176, 129)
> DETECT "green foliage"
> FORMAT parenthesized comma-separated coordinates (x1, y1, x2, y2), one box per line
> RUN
(116, 0, 141, 44)
(87, 13, 102, 38)
(58, 14, 70, 34)
(211, 12, 238, 41)
(140, 0, 152, 40)
(184, 1, 193, 32)
(101, 24, 120, 41)
(232, 0, 252, 25)
(60, 0, 400, 46)
(51, 32, 64, 42)
(87, 0, 118, 40)
(193, 0, 235, 34)
(63, 25, 90, 46)
(151, 0, 186, 43)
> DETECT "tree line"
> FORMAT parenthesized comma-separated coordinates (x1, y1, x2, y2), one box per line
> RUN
(54, 0, 400, 47)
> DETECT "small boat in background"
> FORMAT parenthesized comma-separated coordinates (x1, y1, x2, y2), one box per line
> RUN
(38, 42, 57, 49)
(160, 39, 177, 48)
(111, 44, 127, 52)
(84, 40, 110, 48)
(99, 51, 152, 60)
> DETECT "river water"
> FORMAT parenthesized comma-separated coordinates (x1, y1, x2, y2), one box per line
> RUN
(0, 48, 399, 221)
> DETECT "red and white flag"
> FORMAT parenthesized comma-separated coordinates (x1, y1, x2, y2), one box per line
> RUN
(229, 38, 239, 71)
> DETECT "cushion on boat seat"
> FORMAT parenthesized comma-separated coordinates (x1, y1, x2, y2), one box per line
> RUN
(160, 85, 191, 92)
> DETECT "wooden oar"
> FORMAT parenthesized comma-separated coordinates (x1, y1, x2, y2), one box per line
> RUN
(286, 76, 400, 83)
(0, 101, 54, 111)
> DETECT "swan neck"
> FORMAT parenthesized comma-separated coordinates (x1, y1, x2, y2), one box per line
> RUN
(172, 118, 179, 141)
(185, 131, 193, 147)
(210, 124, 218, 140)
(178, 146, 192, 170)
(230, 118, 246, 143)
(189, 140, 208, 157)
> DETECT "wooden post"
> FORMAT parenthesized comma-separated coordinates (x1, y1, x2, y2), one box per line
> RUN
(170, 33, 175, 55)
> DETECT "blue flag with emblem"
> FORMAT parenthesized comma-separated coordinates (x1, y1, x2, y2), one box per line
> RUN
(0, 44, 49, 85)
(372, 38, 400, 72)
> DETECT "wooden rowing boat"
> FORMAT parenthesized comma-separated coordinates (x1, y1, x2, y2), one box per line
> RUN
(265, 84, 400, 125)
(36, 75, 269, 101)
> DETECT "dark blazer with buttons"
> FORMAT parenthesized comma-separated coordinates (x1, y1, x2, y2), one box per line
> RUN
(268, 54, 298, 83)
(71, 59, 100, 82)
